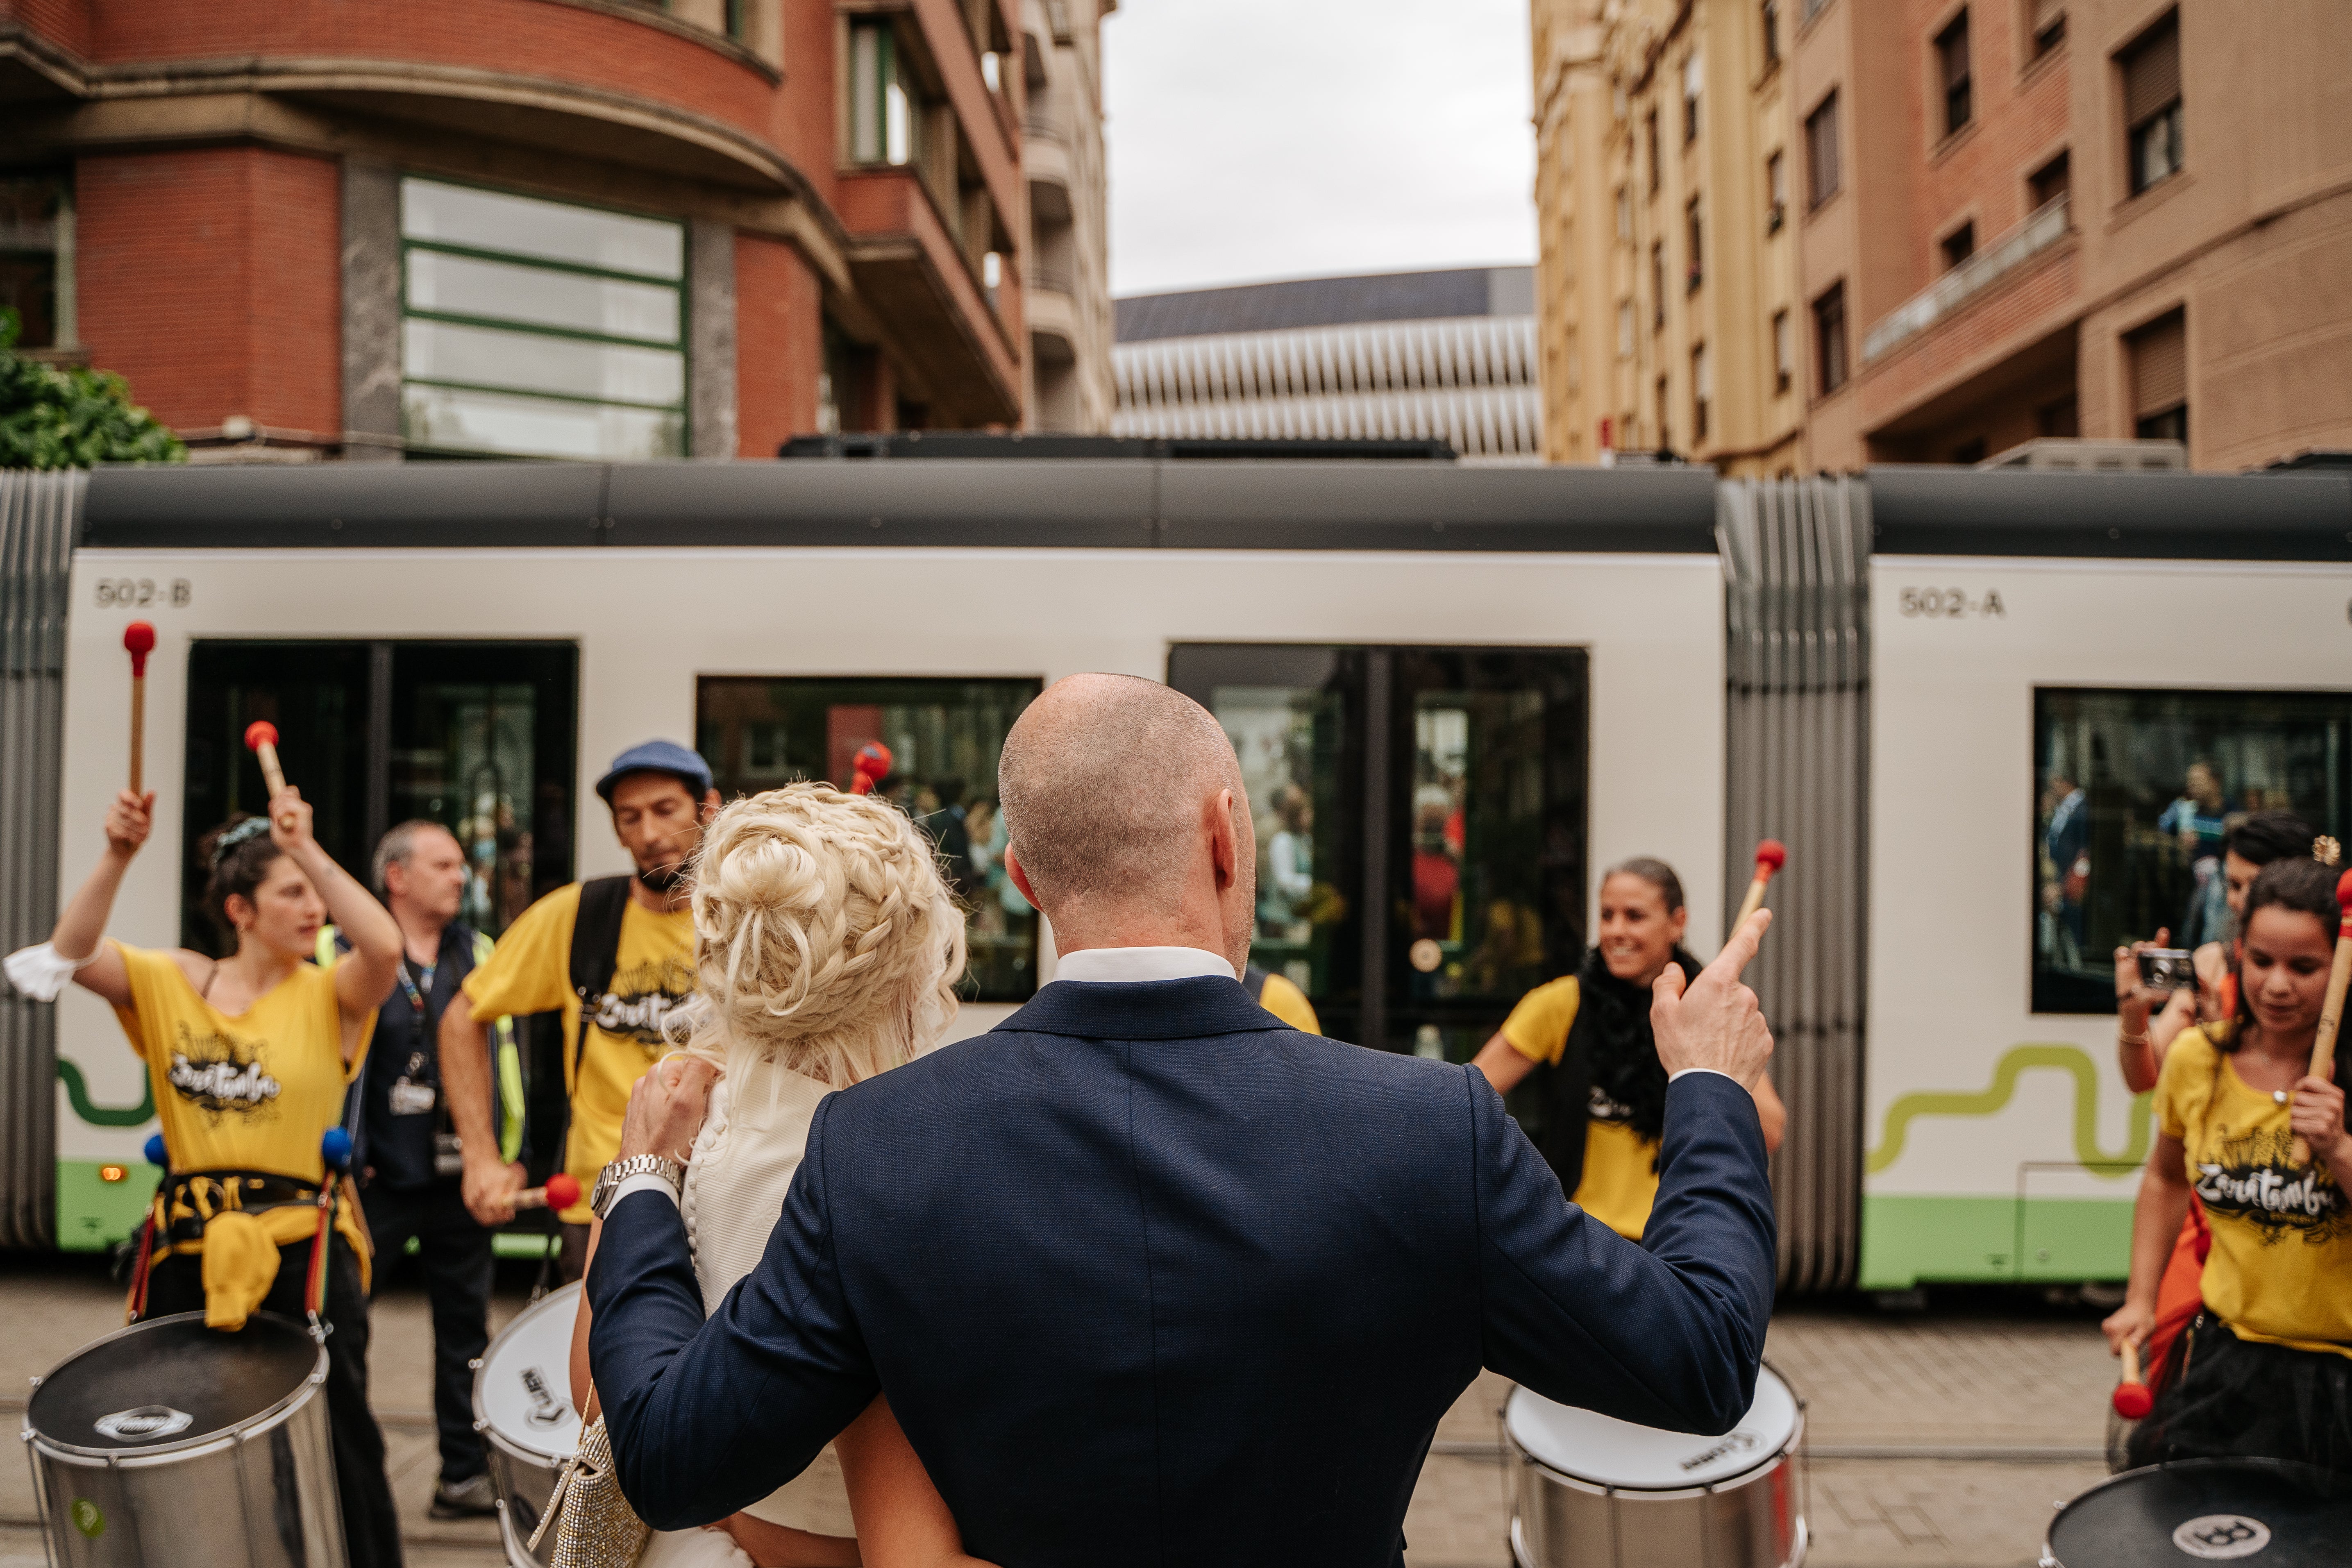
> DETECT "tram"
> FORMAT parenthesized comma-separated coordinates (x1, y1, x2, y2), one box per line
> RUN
(0, 452, 2345, 1294)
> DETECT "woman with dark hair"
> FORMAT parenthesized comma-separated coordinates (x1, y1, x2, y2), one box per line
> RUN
(1470, 858, 1787, 1239)
(2103, 855, 2352, 1474)
(27, 783, 408, 1566)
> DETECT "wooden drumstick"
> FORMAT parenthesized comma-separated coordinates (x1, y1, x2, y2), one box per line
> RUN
(2112, 1340, 2152, 1420)
(244, 721, 295, 830)
(1732, 840, 1788, 930)
(123, 623, 154, 794)
(511, 1174, 581, 1212)
(2287, 866, 2352, 1164)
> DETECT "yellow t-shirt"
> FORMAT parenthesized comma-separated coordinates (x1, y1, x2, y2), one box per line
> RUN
(2157, 1027, 2352, 1357)
(1500, 976, 1656, 1241)
(461, 883, 695, 1225)
(1255, 971, 1322, 1034)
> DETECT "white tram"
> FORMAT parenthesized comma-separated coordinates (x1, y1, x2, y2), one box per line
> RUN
(1, 451, 2345, 1293)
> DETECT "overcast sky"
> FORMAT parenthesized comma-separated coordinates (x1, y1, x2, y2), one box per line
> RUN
(1101, 0, 1537, 299)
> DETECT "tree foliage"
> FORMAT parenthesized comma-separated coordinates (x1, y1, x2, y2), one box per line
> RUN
(0, 309, 185, 470)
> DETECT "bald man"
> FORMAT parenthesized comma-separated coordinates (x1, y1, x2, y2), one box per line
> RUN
(587, 674, 1779, 1568)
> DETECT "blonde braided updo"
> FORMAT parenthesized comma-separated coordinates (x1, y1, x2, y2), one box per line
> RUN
(668, 783, 965, 1087)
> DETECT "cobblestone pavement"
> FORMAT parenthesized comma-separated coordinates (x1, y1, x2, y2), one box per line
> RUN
(3, 1254, 2122, 1567)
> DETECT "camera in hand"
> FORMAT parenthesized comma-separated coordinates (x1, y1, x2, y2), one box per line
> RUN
(2137, 948, 2197, 991)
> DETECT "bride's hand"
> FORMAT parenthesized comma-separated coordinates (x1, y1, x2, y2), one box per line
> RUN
(620, 1055, 717, 1165)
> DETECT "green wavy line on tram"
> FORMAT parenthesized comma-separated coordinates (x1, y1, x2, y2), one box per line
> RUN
(1865, 1043, 2152, 1177)
(56, 1060, 154, 1128)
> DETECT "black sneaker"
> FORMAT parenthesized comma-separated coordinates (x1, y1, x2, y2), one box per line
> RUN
(430, 1471, 499, 1519)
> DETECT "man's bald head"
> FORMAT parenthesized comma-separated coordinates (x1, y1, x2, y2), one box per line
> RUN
(999, 674, 1250, 922)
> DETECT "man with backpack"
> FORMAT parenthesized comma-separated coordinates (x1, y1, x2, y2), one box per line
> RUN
(440, 740, 719, 1279)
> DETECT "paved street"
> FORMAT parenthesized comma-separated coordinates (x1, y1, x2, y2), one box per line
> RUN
(3, 1253, 2117, 1567)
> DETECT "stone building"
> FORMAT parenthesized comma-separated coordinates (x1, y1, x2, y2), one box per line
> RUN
(1112, 268, 1543, 462)
(1531, 0, 1804, 472)
(1019, 0, 1115, 432)
(0, 0, 1062, 459)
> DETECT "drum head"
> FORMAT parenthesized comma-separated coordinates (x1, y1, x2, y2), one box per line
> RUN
(28, 1312, 320, 1456)
(2047, 1459, 2352, 1567)
(1507, 1365, 1800, 1491)
(475, 1282, 583, 1461)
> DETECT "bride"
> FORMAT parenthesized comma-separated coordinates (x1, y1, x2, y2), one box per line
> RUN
(568, 784, 990, 1567)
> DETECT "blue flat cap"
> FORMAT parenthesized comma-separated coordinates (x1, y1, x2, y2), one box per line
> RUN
(595, 739, 714, 804)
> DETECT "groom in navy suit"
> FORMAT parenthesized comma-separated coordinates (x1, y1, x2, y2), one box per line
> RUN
(588, 674, 1779, 1567)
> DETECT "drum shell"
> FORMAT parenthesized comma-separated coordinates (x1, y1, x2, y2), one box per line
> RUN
(473, 1282, 584, 1566)
(1509, 1445, 1806, 1568)
(23, 1320, 345, 1568)
(484, 1425, 561, 1562)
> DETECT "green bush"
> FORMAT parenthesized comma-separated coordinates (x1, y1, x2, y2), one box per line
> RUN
(0, 308, 185, 469)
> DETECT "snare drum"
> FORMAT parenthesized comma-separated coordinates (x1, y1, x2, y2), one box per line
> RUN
(474, 1282, 584, 1563)
(22, 1312, 345, 1568)
(1505, 1365, 1807, 1568)
(2042, 1458, 2352, 1566)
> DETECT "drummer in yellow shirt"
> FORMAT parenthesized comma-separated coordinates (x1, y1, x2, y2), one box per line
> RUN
(440, 741, 719, 1280)
(1470, 858, 1787, 1239)
(24, 784, 408, 1568)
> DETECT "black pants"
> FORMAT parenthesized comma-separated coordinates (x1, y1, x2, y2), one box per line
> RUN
(148, 1232, 406, 1568)
(2130, 1313, 2352, 1475)
(363, 1178, 495, 1483)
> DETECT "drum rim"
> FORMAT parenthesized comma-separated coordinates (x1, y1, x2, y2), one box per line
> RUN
(1503, 1359, 1806, 1493)
(472, 1281, 584, 1460)
(2041, 1455, 2352, 1559)
(24, 1311, 327, 1462)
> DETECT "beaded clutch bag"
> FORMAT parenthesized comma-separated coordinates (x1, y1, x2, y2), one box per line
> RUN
(531, 1413, 650, 1568)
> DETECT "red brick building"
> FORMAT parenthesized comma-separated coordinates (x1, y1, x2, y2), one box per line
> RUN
(0, 0, 1038, 458)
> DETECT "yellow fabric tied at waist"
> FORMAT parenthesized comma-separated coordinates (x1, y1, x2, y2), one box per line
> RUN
(197, 1209, 282, 1331)
(157, 1171, 373, 1330)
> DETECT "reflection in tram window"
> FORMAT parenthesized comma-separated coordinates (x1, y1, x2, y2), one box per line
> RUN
(1213, 684, 1348, 998)
(697, 677, 1042, 1002)
(2032, 688, 2351, 1013)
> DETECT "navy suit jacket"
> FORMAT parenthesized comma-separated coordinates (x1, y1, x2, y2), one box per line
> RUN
(588, 976, 1775, 1568)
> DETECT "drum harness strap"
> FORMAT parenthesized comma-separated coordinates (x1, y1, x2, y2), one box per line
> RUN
(127, 1163, 352, 1343)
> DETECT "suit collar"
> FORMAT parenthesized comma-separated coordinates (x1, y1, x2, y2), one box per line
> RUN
(994, 976, 1278, 1040)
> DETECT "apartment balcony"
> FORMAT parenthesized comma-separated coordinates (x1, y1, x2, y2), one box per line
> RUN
(1862, 196, 2071, 366)
(1024, 115, 1072, 225)
(838, 167, 1022, 425)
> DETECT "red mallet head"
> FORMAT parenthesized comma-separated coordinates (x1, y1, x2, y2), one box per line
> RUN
(244, 720, 279, 753)
(1755, 839, 1789, 877)
(544, 1173, 581, 1212)
(123, 622, 156, 678)
(2336, 868, 2352, 924)
(850, 740, 893, 796)
(2112, 1382, 2153, 1420)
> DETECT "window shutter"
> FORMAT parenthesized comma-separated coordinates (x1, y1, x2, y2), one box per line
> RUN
(2131, 311, 2187, 417)
(2123, 15, 2180, 127)
(2034, 0, 2066, 34)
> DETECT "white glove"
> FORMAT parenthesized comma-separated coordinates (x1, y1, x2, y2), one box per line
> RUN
(4, 943, 95, 1003)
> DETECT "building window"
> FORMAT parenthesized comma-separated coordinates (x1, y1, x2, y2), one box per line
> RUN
(1763, 0, 1782, 65)
(1683, 54, 1703, 145)
(1646, 111, 1661, 194)
(724, 0, 745, 40)
(0, 171, 73, 351)
(1616, 186, 1632, 240)
(1618, 300, 1635, 359)
(1686, 197, 1704, 290)
(1656, 374, 1671, 450)
(398, 177, 686, 461)
(2029, 150, 2071, 211)
(1806, 92, 1841, 209)
(1691, 343, 1711, 441)
(1814, 281, 1848, 395)
(2129, 308, 2187, 443)
(1773, 310, 1793, 392)
(2122, 12, 2183, 195)
(1802, 0, 1832, 20)
(1766, 152, 1787, 230)
(1941, 221, 1977, 270)
(2030, 0, 2066, 60)
(1937, 11, 1973, 137)
(1650, 243, 1666, 328)
(851, 20, 917, 166)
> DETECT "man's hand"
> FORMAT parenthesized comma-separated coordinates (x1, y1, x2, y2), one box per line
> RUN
(1651, 909, 1774, 1088)
(621, 1055, 717, 1165)
(462, 1150, 525, 1228)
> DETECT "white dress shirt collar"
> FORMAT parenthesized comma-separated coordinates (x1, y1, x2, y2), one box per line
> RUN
(1049, 946, 1239, 984)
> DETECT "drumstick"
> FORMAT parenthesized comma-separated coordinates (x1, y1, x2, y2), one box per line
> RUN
(1732, 840, 1788, 930)
(243, 720, 296, 830)
(123, 623, 154, 794)
(2287, 866, 2352, 1164)
(2111, 1340, 2152, 1420)
(511, 1173, 581, 1212)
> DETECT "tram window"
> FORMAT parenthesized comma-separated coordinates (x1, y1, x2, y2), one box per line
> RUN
(2032, 688, 2351, 1013)
(697, 676, 1041, 1002)
(182, 641, 579, 952)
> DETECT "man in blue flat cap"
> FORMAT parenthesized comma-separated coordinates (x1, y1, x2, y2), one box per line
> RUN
(438, 740, 720, 1279)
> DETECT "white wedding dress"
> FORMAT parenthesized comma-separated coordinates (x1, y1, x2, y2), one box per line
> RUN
(636, 1055, 852, 1568)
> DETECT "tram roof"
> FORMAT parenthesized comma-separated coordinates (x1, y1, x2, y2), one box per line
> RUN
(1866, 465, 2352, 561)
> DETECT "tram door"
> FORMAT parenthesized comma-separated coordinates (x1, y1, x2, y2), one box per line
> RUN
(1168, 646, 1588, 1072)
(181, 641, 579, 952)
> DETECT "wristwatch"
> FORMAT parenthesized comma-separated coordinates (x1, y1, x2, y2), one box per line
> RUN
(590, 1154, 683, 1219)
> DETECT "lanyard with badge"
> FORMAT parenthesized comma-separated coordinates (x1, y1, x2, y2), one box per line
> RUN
(388, 953, 466, 1176)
